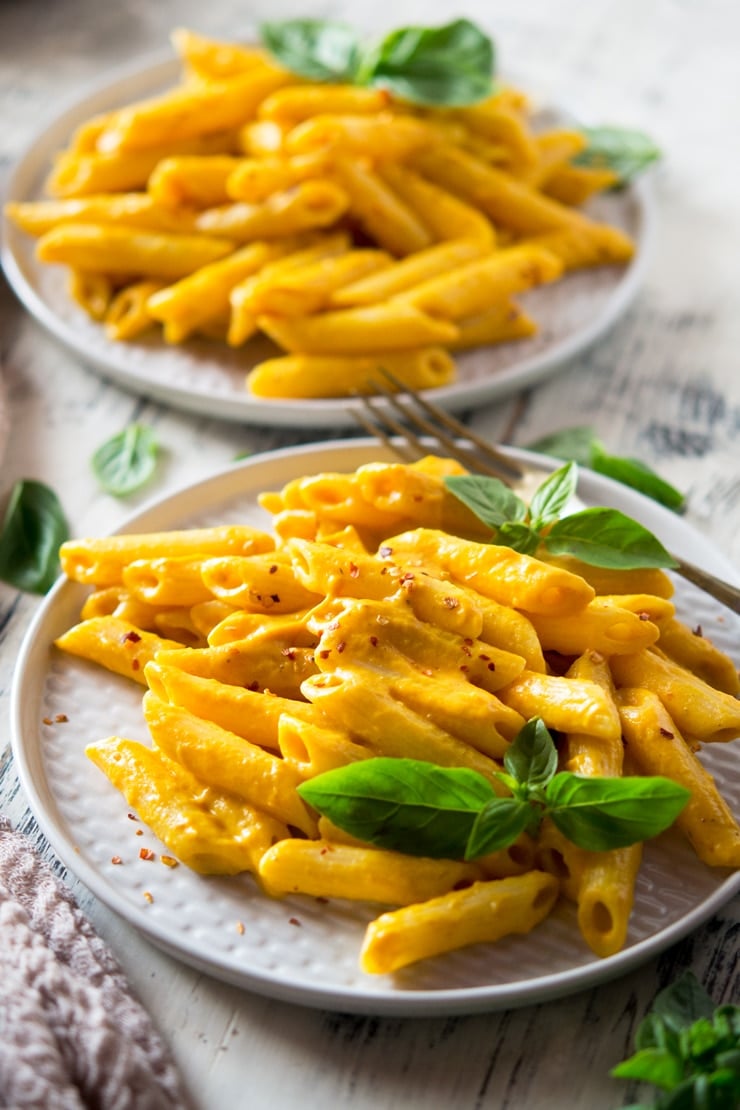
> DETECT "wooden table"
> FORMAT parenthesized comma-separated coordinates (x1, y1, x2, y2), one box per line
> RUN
(1, 1, 738, 1106)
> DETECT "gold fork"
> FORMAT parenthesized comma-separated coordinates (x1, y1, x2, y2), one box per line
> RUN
(349, 371, 740, 615)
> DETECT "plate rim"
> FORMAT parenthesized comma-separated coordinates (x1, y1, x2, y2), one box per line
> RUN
(9, 439, 740, 1015)
(1, 52, 655, 429)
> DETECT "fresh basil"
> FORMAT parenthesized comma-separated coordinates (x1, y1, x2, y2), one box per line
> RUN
(574, 125, 661, 185)
(611, 972, 740, 1109)
(527, 426, 685, 512)
(261, 19, 361, 82)
(0, 479, 69, 594)
(444, 467, 678, 569)
(297, 758, 495, 858)
(544, 507, 678, 569)
(545, 772, 690, 851)
(298, 718, 689, 859)
(260, 18, 495, 107)
(91, 423, 159, 497)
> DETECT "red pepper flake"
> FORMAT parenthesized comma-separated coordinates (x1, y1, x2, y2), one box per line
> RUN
(135, 829, 144, 837)
(111, 856, 123, 865)
(248, 680, 260, 691)
(143, 891, 154, 904)
(270, 593, 281, 603)
(460, 664, 469, 672)
(281, 647, 296, 659)
(369, 635, 378, 647)
(236, 921, 245, 935)
(269, 565, 278, 574)
(320, 847, 329, 855)
(659, 727, 674, 739)
(461, 644, 472, 656)
(160, 856, 178, 869)
(336, 641, 346, 654)
(379, 546, 393, 558)
(42, 717, 53, 726)
(131, 659, 141, 672)
(487, 662, 496, 671)
(463, 638, 474, 646)
(318, 649, 331, 659)
(288, 917, 302, 927)
(443, 597, 459, 610)
(479, 653, 490, 661)
(638, 612, 650, 621)
(55, 713, 69, 723)
(139, 847, 155, 861)
(693, 625, 704, 637)
(127, 812, 139, 821)
(348, 562, 359, 578)
(122, 630, 141, 644)
(327, 620, 340, 631)
(315, 896, 329, 904)
(401, 572, 415, 582)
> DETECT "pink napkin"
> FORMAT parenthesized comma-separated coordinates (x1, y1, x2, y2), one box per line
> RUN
(0, 816, 190, 1109)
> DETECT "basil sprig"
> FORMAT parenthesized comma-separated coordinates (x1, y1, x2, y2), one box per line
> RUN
(444, 462, 678, 570)
(574, 125, 661, 185)
(528, 426, 685, 512)
(260, 18, 495, 106)
(91, 423, 159, 497)
(611, 971, 740, 1109)
(298, 718, 689, 859)
(0, 479, 69, 594)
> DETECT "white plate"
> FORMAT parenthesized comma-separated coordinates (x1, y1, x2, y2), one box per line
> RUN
(1, 55, 653, 429)
(10, 441, 740, 1015)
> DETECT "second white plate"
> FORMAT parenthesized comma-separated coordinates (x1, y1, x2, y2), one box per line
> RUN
(10, 441, 740, 1015)
(1, 55, 653, 428)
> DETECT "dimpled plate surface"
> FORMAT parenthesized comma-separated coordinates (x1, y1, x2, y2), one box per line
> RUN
(1, 56, 653, 428)
(11, 442, 740, 1014)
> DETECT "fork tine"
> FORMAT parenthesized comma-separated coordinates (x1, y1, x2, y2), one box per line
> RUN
(379, 368, 524, 483)
(350, 394, 424, 464)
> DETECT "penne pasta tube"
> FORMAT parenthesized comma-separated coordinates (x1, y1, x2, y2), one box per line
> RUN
(656, 617, 740, 695)
(238, 119, 290, 157)
(60, 524, 274, 587)
(449, 302, 537, 349)
(416, 142, 593, 233)
(68, 270, 114, 320)
(258, 839, 483, 904)
(331, 239, 489, 308)
(518, 129, 588, 187)
(383, 529, 595, 615)
(499, 670, 623, 742)
(226, 152, 329, 202)
(277, 713, 371, 776)
(55, 617, 182, 686)
(105, 279, 165, 340)
(122, 555, 215, 607)
(170, 28, 271, 81)
(328, 156, 433, 256)
(259, 85, 392, 123)
(147, 155, 244, 209)
(393, 244, 563, 322)
(46, 131, 240, 197)
(86, 736, 288, 874)
(285, 113, 435, 160)
(543, 163, 620, 206)
(152, 610, 207, 648)
(246, 347, 456, 398)
(522, 597, 660, 656)
(538, 555, 675, 599)
(576, 843, 642, 958)
(560, 651, 623, 777)
(523, 223, 635, 270)
(195, 179, 349, 241)
(97, 67, 294, 152)
(257, 302, 459, 355)
(200, 553, 322, 612)
(36, 223, 235, 280)
(611, 650, 740, 743)
(245, 249, 392, 316)
(617, 688, 740, 867)
(156, 640, 318, 700)
(456, 101, 539, 169)
(6, 194, 199, 237)
(360, 872, 559, 974)
(378, 162, 496, 245)
(142, 693, 317, 836)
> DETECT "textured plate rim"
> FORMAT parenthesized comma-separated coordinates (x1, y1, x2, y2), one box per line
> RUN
(0, 52, 654, 429)
(10, 439, 740, 1015)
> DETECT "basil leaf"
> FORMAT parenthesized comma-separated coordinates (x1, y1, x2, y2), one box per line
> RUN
(527, 426, 599, 467)
(574, 126, 661, 185)
(544, 507, 678, 569)
(546, 772, 690, 850)
(497, 521, 542, 555)
(464, 797, 532, 859)
(503, 717, 557, 789)
(0, 480, 69, 594)
(359, 19, 495, 106)
(91, 423, 158, 497)
(653, 972, 716, 1033)
(260, 19, 361, 82)
(611, 1048, 685, 1090)
(591, 448, 686, 512)
(297, 757, 495, 858)
(444, 474, 527, 529)
(529, 461, 578, 527)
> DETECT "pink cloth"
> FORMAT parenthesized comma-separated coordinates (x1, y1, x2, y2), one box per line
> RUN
(0, 817, 190, 1109)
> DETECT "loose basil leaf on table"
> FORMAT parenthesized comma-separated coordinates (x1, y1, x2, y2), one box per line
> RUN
(91, 423, 159, 497)
(0, 479, 69, 594)
(574, 125, 661, 185)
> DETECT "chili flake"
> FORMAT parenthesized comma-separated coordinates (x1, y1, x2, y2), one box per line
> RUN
(122, 631, 141, 644)
(55, 713, 69, 723)
(139, 847, 155, 861)
(143, 891, 154, 904)
(111, 856, 123, 865)
(160, 856, 179, 869)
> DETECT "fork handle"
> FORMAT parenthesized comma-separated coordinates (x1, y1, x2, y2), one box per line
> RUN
(674, 557, 740, 614)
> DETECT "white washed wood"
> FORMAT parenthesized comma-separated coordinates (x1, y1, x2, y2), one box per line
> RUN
(0, 1, 738, 1108)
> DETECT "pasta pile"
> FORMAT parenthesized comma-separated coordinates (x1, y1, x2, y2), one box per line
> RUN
(55, 456, 740, 974)
(6, 29, 636, 399)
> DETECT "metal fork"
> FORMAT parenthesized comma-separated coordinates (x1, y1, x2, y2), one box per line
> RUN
(350, 371, 740, 615)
